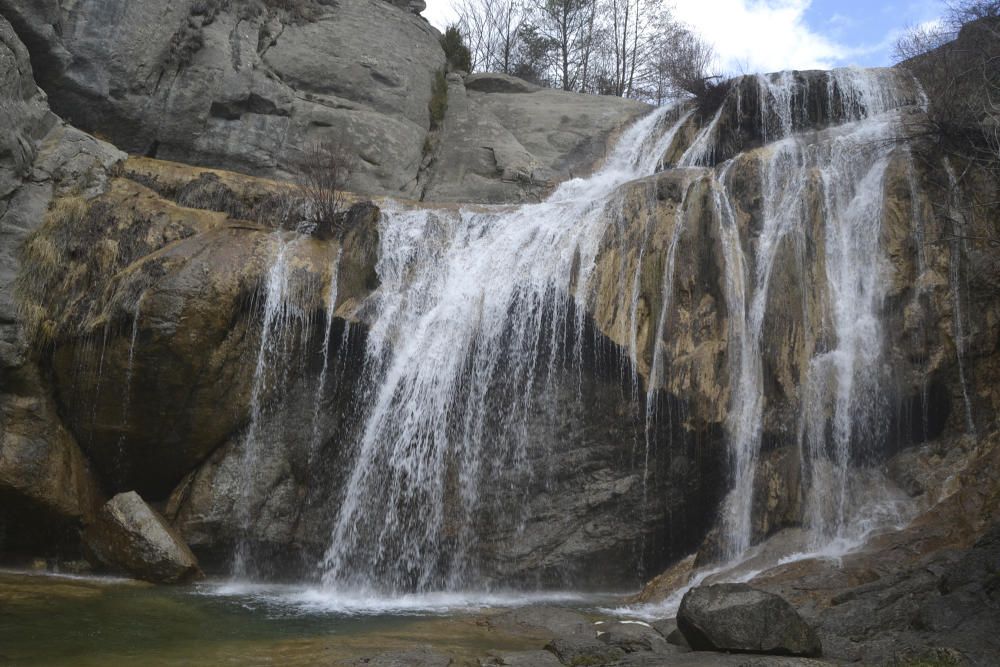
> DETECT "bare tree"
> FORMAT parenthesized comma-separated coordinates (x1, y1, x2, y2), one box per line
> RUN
(893, 22, 952, 62)
(452, 0, 716, 103)
(947, 0, 1000, 26)
(533, 0, 595, 91)
(457, 0, 530, 74)
(299, 139, 354, 237)
(633, 19, 718, 104)
(608, 0, 643, 97)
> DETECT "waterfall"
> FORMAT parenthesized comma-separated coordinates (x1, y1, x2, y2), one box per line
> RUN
(233, 234, 327, 576)
(709, 69, 917, 559)
(310, 246, 344, 460)
(113, 292, 145, 485)
(320, 105, 693, 592)
(233, 237, 294, 576)
(310, 67, 935, 590)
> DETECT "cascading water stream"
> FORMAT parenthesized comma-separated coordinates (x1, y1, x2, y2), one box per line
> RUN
(715, 136, 817, 561)
(641, 185, 692, 494)
(311, 246, 344, 459)
(598, 71, 937, 622)
(702, 68, 920, 560)
(233, 238, 293, 576)
(113, 292, 146, 484)
(320, 105, 693, 592)
(131, 62, 945, 606)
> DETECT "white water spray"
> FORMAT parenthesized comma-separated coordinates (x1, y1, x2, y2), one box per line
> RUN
(320, 105, 693, 592)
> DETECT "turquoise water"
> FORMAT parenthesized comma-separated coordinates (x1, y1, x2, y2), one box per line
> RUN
(0, 571, 615, 666)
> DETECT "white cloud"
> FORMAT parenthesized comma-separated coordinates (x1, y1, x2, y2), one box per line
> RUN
(670, 0, 845, 73)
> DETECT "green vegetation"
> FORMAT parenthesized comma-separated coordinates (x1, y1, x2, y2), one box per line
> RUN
(892, 648, 967, 667)
(440, 25, 472, 73)
(429, 69, 449, 130)
(16, 196, 159, 347)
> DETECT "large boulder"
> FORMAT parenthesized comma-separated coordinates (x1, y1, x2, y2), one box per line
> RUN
(84, 491, 201, 583)
(677, 583, 822, 657)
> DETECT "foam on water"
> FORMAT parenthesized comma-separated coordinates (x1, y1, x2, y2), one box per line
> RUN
(200, 582, 612, 617)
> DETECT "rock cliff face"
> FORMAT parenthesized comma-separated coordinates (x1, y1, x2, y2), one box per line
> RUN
(582, 68, 1000, 561)
(0, 0, 444, 196)
(1, 0, 998, 609)
(0, 15, 117, 556)
(420, 72, 650, 203)
(0, 0, 647, 204)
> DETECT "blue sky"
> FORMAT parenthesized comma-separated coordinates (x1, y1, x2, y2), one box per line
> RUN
(422, 0, 949, 74)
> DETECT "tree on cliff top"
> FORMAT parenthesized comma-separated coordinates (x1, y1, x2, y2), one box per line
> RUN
(441, 25, 473, 72)
(454, 0, 717, 103)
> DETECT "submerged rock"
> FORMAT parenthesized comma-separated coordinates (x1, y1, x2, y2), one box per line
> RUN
(677, 583, 821, 657)
(339, 647, 452, 666)
(479, 650, 562, 666)
(84, 491, 201, 583)
(486, 606, 592, 639)
(544, 636, 625, 666)
(596, 620, 672, 653)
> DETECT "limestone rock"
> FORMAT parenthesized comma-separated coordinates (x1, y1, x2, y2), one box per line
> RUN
(422, 74, 649, 202)
(84, 491, 201, 583)
(1, 0, 445, 196)
(35, 178, 377, 499)
(0, 15, 117, 561)
(678, 583, 822, 657)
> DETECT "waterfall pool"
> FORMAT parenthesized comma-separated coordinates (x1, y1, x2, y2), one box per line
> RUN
(0, 570, 623, 666)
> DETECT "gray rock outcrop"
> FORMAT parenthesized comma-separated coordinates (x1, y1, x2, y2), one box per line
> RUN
(596, 620, 673, 653)
(0, 1, 650, 204)
(677, 583, 822, 657)
(0, 0, 445, 196)
(84, 491, 201, 583)
(0, 15, 118, 559)
(421, 72, 649, 202)
(1, 1, 654, 203)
